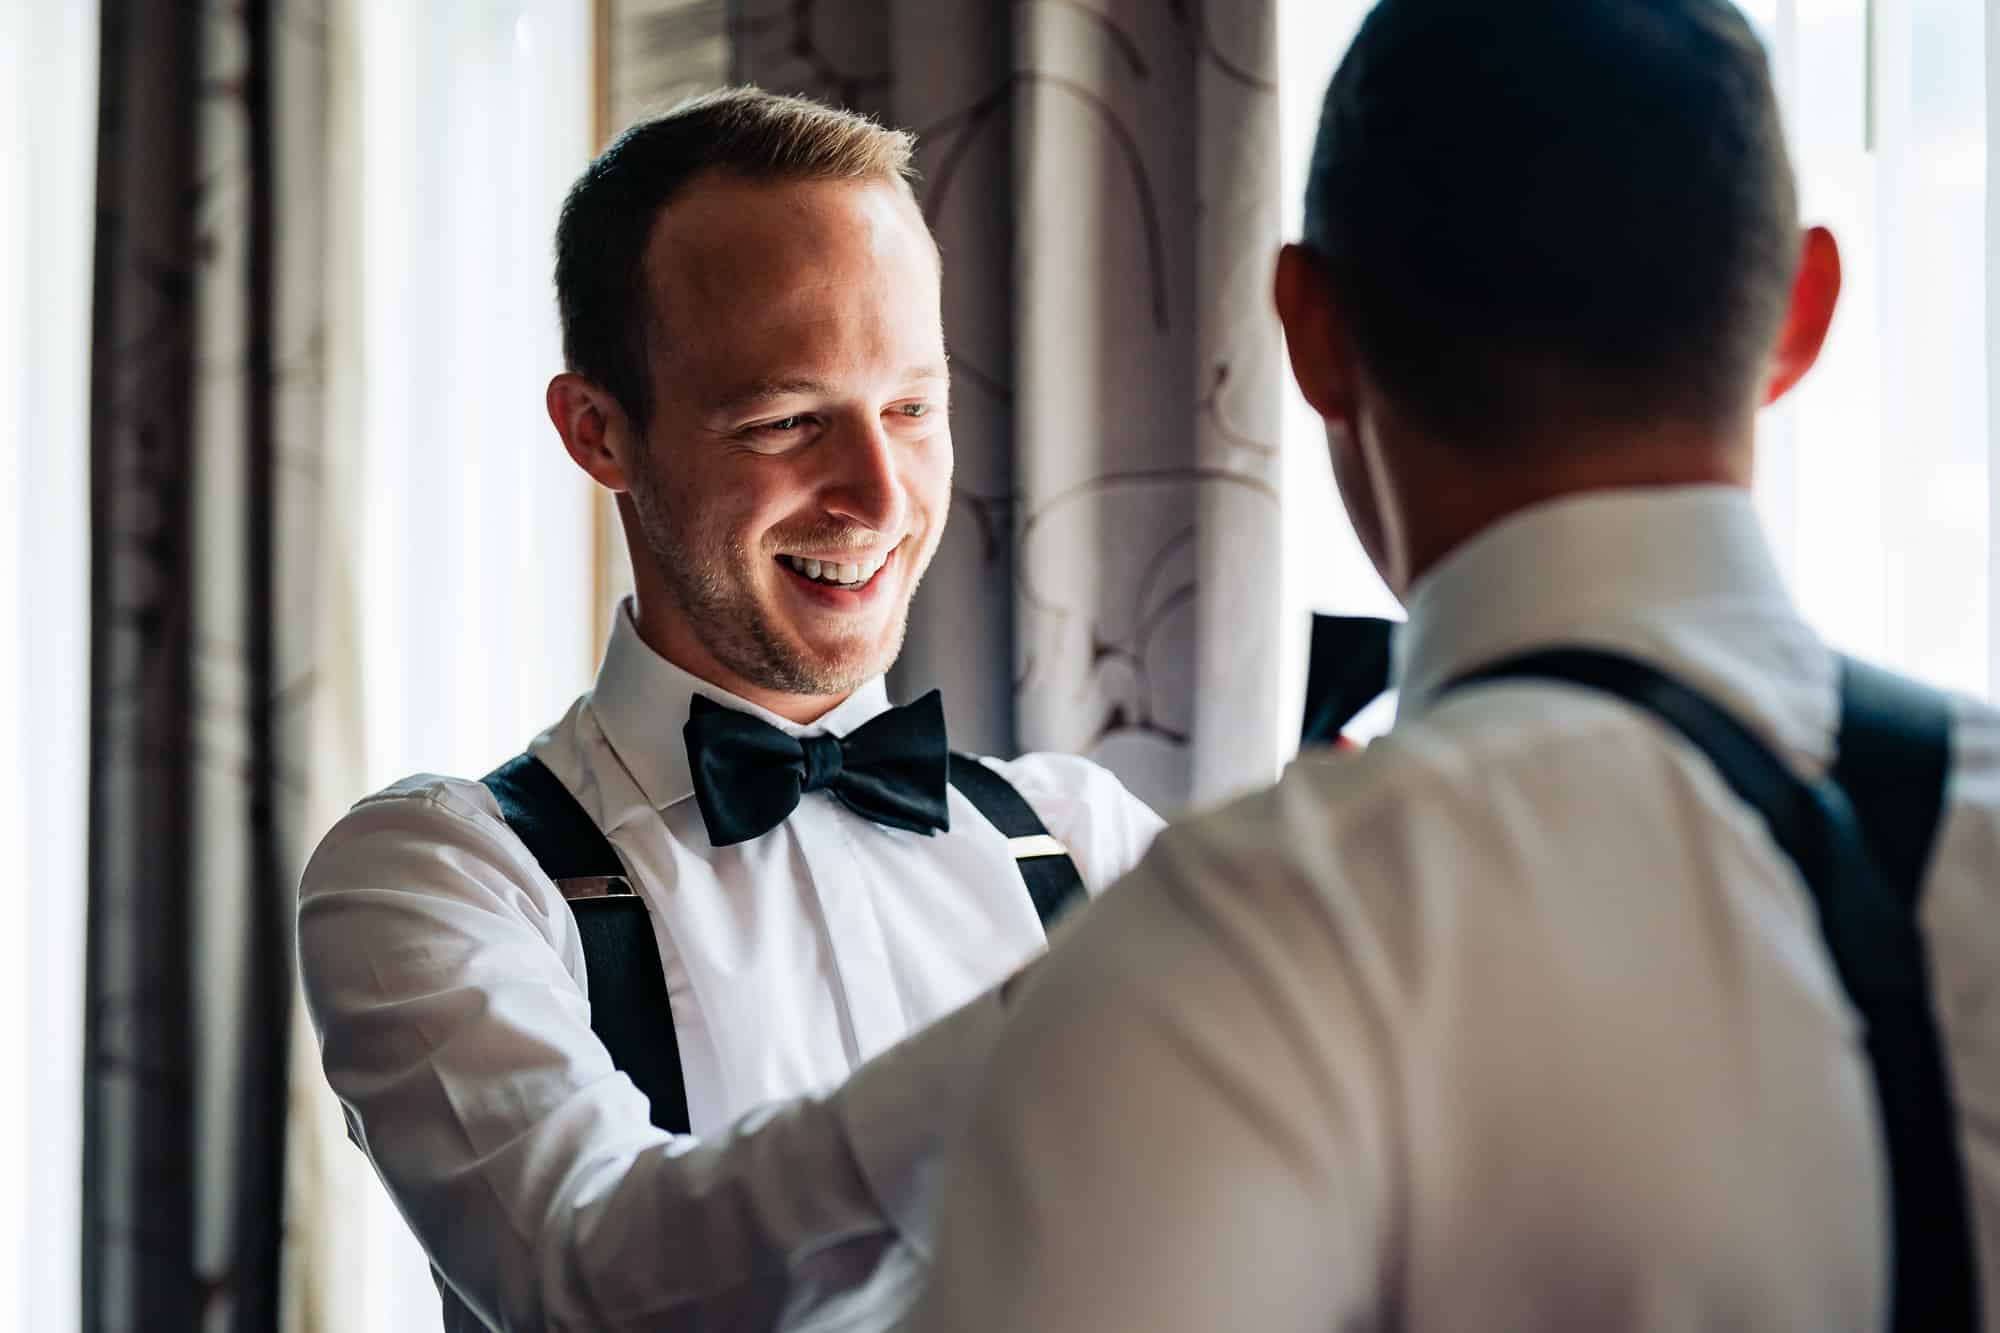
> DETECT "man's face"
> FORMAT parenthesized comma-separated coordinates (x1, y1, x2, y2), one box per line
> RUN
(625, 174, 952, 705)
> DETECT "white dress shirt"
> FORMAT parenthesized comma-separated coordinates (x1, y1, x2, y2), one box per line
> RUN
(297, 602, 1163, 1331)
(907, 487, 2000, 1333)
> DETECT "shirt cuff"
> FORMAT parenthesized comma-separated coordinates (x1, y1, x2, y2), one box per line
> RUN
(831, 980, 1014, 1260)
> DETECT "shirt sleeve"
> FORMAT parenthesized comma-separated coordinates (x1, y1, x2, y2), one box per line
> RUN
(297, 778, 1010, 1332)
(897, 791, 1399, 1333)
(977, 752, 1167, 893)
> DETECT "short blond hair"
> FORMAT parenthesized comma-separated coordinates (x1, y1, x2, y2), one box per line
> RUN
(555, 87, 921, 425)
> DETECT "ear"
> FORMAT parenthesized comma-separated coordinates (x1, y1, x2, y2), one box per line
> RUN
(1764, 226, 1842, 406)
(1274, 244, 1358, 427)
(548, 373, 638, 493)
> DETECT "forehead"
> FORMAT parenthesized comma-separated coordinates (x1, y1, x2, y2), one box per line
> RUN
(643, 174, 943, 395)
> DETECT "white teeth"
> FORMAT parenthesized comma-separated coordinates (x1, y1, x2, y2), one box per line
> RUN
(783, 552, 887, 587)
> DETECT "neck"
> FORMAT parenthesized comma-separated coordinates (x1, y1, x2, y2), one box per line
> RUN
(1378, 413, 1757, 595)
(626, 592, 853, 726)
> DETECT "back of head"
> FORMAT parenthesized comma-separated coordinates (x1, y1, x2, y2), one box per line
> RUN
(556, 87, 918, 428)
(1304, 0, 1800, 443)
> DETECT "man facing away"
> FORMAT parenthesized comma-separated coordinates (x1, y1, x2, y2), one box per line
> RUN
(297, 89, 1161, 1331)
(905, 2, 1999, 1329)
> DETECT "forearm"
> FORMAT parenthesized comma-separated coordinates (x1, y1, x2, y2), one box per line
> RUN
(327, 973, 1012, 1330)
(517, 1088, 894, 1329)
(522, 985, 1008, 1328)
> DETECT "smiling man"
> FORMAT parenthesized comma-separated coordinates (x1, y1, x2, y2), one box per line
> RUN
(297, 89, 1161, 1332)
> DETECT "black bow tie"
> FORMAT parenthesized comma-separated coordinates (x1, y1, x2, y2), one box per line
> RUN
(683, 691, 952, 847)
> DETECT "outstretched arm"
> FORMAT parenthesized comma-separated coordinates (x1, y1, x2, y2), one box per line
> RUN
(299, 781, 1003, 1331)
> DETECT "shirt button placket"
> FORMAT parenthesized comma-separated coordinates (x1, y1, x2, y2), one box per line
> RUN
(796, 796, 911, 1067)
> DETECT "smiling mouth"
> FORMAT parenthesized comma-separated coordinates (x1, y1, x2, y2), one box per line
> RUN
(776, 544, 896, 592)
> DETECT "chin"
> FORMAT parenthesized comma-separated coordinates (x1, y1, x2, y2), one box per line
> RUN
(752, 611, 891, 687)
(800, 637, 899, 688)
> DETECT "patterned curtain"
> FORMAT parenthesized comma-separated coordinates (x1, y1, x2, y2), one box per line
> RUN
(735, 0, 1286, 812)
(85, 2, 327, 1328)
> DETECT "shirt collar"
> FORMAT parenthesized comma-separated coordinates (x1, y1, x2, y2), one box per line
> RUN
(1394, 486, 1801, 723)
(588, 598, 895, 811)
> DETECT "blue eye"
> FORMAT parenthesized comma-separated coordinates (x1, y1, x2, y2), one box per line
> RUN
(761, 416, 806, 433)
(897, 403, 931, 419)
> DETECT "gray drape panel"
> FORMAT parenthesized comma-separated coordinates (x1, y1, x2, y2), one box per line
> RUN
(86, 2, 325, 1328)
(738, 0, 1285, 812)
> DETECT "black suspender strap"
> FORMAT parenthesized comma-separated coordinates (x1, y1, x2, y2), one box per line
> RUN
(1445, 649, 1977, 1333)
(480, 749, 1087, 1138)
(1831, 657, 1954, 913)
(483, 755, 691, 1136)
(484, 752, 627, 878)
(948, 751, 1088, 927)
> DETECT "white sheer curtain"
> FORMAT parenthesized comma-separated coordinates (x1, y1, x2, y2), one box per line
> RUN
(1277, 0, 1995, 746)
(285, 3, 597, 1328)
(0, 3, 97, 1328)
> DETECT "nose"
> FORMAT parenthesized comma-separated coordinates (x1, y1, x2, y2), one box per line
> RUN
(819, 413, 906, 536)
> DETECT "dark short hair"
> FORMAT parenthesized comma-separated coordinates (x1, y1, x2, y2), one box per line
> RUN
(555, 87, 918, 427)
(1304, 0, 1801, 440)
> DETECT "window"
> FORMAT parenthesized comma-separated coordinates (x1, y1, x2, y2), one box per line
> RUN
(1, 6, 96, 1329)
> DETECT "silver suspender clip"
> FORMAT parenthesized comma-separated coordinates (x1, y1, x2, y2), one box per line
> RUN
(555, 875, 634, 901)
(1006, 835, 1070, 861)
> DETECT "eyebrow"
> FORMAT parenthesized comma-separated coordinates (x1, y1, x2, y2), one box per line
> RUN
(711, 365, 949, 417)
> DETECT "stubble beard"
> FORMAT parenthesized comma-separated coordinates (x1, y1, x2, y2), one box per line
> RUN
(631, 481, 915, 699)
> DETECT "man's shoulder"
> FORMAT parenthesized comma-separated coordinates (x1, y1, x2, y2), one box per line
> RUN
(965, 751, 1167, 890)
(1145, 699, 1658, 911)
(300, 769, 541, 908)
(335, 771, 509, 839)
(1291, 694, 1646, 814)
(313, 703, 591, 867)
(973, 751, 1164, 839)
(974, 750, 1147, 808)
(297, 766, 585, 985)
